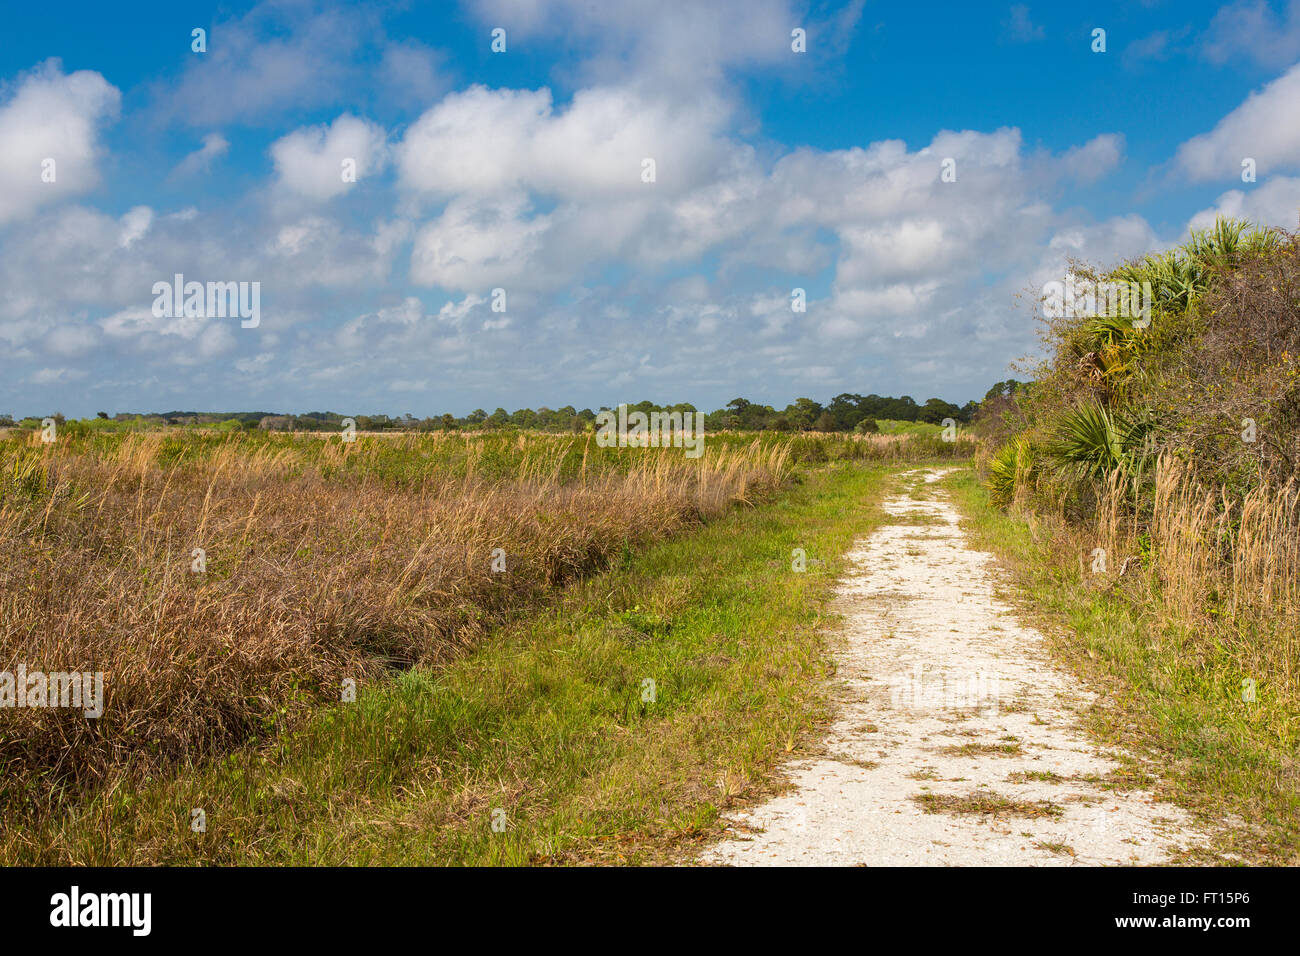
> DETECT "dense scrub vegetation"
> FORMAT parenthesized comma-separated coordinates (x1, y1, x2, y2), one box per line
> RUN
(981, 216, 1298, 563)
(976, 218, 1300, 854)
(984, 218, 1295, 505)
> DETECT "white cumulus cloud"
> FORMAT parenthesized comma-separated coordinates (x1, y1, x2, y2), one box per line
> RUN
(271, 114, 388, 200)
(0, 60, 120, 225)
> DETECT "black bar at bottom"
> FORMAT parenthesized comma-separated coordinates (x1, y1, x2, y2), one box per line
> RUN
(0, 864, 1276, 942)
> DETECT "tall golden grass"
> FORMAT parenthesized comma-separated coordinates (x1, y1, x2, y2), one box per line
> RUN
(0, 431, 791, 806)
(1063, 455, 1300, 707)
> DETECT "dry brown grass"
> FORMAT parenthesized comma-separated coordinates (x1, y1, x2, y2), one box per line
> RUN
(1040, 454, 1300, 710)
(0, 430, 790, 808)
(912, 792, 1064, 819)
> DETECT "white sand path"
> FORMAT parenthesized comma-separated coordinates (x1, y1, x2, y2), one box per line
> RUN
(705, 468, 1214, 866)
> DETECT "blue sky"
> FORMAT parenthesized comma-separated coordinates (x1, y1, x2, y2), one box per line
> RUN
(2, 0, 1299, 418)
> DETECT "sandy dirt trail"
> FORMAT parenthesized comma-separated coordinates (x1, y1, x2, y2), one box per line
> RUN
(705, 468, 1213, 866)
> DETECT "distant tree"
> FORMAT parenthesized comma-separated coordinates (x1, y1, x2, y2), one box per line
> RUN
(96, 411, 109, 419)
(972, 379, 1029, 442)
(786, 398, 823, 431)
(720, 397, 774, 430)
(982, 379, 1023, 402)
(510, 408, 539, 429)
(827, 393, 866, 430)
(918, 398, 962, 425)
(534, 406, 563, 429)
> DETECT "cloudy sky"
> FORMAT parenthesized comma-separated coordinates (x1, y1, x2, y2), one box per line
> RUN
(2, 0, 1299, 418)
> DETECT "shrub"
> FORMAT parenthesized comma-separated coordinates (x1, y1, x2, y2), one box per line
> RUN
(987, 437, 1034, 509)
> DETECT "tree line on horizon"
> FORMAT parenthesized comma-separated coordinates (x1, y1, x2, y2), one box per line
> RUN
(4, 387, 1024, 435)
